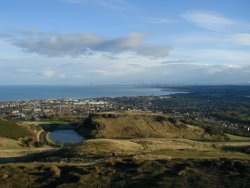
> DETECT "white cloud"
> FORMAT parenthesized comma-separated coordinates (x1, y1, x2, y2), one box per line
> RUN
(172, 31, 250, 51)
(192, 49, 250, 62)
(181, 10, 235, 31)
(173, 32, 224, 44)
(42, 69, 55, 78)
(1, 31, 171, 58)
(2, 51, 250, 84)
(231, 33, 250, 45)
(143, 17, 176, 24)
(16, 68, 34, 74)
(57, 73, 66, 78)
(170, 31, 250, 66)
(161, 60, 195, 65)
(62, 0, 134, 11)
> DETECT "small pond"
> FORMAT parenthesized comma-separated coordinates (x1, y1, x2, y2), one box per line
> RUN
(49, 130, 84, 144)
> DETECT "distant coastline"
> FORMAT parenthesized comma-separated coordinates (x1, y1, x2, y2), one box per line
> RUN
(0, 85, 182, 101)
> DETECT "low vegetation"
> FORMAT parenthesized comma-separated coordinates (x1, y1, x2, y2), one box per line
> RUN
(0, 120, 29, 139)
(0, 111, 250, 187)
(0, 137, 22, 150)
(0, 158, 250, 188)
(77, 111, 228, 141)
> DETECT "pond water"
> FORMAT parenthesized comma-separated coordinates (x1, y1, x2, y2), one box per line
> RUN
(49, 130, 84, 144)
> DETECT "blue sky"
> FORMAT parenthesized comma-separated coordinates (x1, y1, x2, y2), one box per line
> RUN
(0, 0, 250, 85)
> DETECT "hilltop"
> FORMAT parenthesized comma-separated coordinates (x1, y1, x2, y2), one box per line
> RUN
(77, 111, 227, 141)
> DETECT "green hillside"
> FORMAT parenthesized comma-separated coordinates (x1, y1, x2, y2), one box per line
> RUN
(77, 111, 227, 141)
(0, 120, 29, 139)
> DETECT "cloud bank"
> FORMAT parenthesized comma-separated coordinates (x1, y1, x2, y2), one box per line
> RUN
(1, 31, 171, 58)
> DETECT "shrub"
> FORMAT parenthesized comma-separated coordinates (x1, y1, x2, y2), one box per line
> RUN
(204, 126, 222, 135)
(154, 115, 167, 123)
(33, 141, 45, 147)
(175, 123, 188, 129)
(168, 117, 177, 124)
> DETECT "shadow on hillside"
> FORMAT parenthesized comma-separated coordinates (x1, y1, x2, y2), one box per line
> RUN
(0, 149, 60, 164)
(1, 158, 250, 188)
(222, 145, 250, 154)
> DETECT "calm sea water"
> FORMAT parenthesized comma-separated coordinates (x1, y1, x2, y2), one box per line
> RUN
(0, 85, 176, 101)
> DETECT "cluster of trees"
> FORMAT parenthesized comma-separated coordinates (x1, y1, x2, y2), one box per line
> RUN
(181, 119, 224, 136)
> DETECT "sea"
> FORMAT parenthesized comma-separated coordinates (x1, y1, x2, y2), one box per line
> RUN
(0, 85, 179, 101)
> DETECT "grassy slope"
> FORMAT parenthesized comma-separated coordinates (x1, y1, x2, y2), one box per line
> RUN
(226, 133, 250, 141)
(0, 137, 22, 150)
(1, 112, 250, 187)
(0, 136, 249, 187)
(0, 120, 29, 139)
(23, 121, 74, 132)
(25, 137, 248, 164)
(45, 132, 56, 145)
(78, 111, 226, 141)
(2, 111, 245, 162)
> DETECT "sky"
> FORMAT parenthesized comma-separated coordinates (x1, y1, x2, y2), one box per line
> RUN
(0, 0, 250, 85)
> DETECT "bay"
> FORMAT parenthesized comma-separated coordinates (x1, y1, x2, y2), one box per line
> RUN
(0, 85, 177, 101)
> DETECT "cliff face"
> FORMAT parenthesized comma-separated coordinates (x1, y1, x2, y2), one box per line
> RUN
(77, 114, 106, 137)
(77, 111, 218, 140)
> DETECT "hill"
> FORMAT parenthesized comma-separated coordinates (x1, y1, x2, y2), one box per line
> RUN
(0, 119, 30, 140)
(1, 111, 250, 187)
(77, 111, 227, 141)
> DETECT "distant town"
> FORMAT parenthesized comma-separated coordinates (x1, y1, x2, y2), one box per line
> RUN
(1, 85, 250, 137)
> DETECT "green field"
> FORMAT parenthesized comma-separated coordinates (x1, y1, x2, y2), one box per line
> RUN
(239, 113, 250, 121)
(226, 133, 250, 141)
